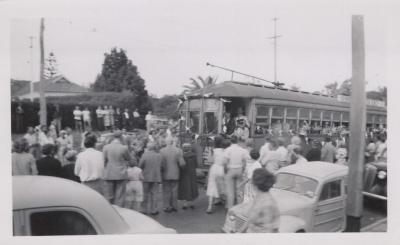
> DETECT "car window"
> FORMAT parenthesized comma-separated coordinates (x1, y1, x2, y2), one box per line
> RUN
(319, 180, 342, 201)
(30, 210, 97, 236)
(274, 173, 318, 196)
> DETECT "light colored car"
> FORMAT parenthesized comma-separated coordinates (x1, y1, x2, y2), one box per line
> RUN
(223, 161, 349, 233)
(13, 176, 176, 235)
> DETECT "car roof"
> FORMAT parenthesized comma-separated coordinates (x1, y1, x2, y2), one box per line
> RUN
(13, 176, 129, 234)
(277, 161, 349, 182)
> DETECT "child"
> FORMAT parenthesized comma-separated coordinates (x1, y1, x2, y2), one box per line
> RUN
(240, 150, 262, 203)
(125, 161, 144, 212)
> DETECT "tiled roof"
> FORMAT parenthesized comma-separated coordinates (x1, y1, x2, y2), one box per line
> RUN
(11, 75, 89, 97)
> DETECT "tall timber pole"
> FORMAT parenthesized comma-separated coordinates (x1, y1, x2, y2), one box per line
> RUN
(345, 15, 366, 232)
(39, 18, 47, 126)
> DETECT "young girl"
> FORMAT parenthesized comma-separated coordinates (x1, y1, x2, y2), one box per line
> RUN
(125, 161, 144, 212)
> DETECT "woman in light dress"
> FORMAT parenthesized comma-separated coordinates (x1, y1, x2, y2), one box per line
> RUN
(206, 136, 228, 213)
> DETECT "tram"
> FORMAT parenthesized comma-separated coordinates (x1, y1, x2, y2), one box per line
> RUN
(179, 80, 387, 159)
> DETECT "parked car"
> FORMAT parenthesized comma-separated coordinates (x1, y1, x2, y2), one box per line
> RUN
(222, 162, 349, 233)
(363, 160, 387, 199)
(13, 176, 176, 235)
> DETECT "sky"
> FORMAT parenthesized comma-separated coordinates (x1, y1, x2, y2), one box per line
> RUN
(9, 0, 393, 97)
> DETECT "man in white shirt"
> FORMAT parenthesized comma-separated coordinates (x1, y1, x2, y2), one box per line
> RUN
(82, 107, 91, 131)
(289, 145, 308, 165)
(75, 135, 105, 195)
(145, 111, 153, 131)
(276, 137, 288, 167)
(223, 135, 248, 208)
(73, 106, 83, 132)
(133, 109, 140, 129)
(262, 140, 281, 174)
(24, 127, 37, 147)
(259, 136, 272, 164)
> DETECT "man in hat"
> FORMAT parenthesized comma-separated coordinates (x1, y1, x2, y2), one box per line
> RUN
(103, 130, 132, 206)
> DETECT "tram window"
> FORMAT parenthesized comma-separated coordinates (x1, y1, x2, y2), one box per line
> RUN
(323, 111, 332, 121)
(342, 112, 349, 122)
(189, 111, 200, 134)
(286, 107, 298, 118)
(285, 119, 297, 133)
(256, 105, 269, 117)
(255, 118, 269, 135)
(333, 111, 341, 122)
(272, 107, 285, 118)
(299, 108, 310, 119)
(203, 112, 218, 134)
(311, 109, 322, 120)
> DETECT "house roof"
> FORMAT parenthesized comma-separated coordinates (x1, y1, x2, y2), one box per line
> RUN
(12, 75, 89, 97)
(186, 81, 387, 112)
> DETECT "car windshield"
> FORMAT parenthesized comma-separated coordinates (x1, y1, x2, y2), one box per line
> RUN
(273, 173, 318, 197)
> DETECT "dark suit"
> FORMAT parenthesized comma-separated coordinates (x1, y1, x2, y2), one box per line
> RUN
(103, 140, 131, 206)
(36, 156, 62, 178)
(160, 145, 185, 209)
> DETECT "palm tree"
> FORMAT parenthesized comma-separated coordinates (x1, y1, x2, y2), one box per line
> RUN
(182, 76, 217, 94)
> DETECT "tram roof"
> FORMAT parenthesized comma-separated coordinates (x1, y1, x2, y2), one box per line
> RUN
(186, 81, 386, 112)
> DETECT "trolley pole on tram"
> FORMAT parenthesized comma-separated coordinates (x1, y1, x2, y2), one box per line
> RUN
(345, 15, 366, 232)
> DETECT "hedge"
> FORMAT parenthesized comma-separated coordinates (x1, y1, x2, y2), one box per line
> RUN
(11, 92, 151, 134)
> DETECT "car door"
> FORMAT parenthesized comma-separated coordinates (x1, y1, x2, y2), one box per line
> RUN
(22, 207, 101, 236)
(312, 178, 346, 232)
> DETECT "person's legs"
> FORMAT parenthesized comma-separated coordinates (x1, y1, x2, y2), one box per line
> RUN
(150, 182, 159, 214)
(225, 169, 235, 209)
(170, 180, 178, 210)
(142, 182, 151, 214)
(233, 169, 243, 205)
(114, 180, 127, 207)
(162, 180, 171, 209)
(83, 179, 105, 196)
(103, 180, 115, 204)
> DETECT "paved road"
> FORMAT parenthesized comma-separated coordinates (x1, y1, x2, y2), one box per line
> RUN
(152, 185, 387, 233)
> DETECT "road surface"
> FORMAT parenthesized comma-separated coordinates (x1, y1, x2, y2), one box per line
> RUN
(152, 186, 387, 233)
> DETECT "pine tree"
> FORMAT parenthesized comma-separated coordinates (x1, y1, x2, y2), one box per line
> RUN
(92, 47, 151, 113)
(44, 52, 59, 79)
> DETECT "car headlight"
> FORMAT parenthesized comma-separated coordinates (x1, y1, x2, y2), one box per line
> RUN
(377, 171, 387, 179)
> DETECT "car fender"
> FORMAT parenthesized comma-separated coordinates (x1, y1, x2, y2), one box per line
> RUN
(279, 215, 307, 233)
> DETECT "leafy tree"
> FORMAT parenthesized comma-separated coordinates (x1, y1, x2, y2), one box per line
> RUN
(367, 86, 387, 103)
(324, 81, 339, 96)
(44, 52, 59, 79)
(182, 76, 217, 94)
(338, 79, 351, 96)
(92, 47, 151, 113)
(150, 94, 180, 119)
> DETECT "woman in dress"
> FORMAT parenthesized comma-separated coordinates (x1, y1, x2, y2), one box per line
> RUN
(206, 136, 226, 213)
(245, 168, 280, 233)
(178, 143, 199, 209)
(12, 138, 38, 175)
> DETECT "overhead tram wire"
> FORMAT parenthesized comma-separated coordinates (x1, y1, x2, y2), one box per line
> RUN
(206, 62, 285, 88)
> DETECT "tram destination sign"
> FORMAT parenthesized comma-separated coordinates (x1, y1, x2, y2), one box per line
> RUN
(337, 95, 386, 108)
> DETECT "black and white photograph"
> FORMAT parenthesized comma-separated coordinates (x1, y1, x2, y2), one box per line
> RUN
(1, 0, 399, 244)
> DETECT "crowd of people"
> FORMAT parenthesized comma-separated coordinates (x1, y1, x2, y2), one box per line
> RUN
(12, 120, 200, 217)
(11, 108, 388, 233)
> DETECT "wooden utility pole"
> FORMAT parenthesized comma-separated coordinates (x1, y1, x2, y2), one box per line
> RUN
(345, 15, 366, 232)
(28, 36, 35, 102)
(39, 18, 47, 126)
(269, 17, 281, 84)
